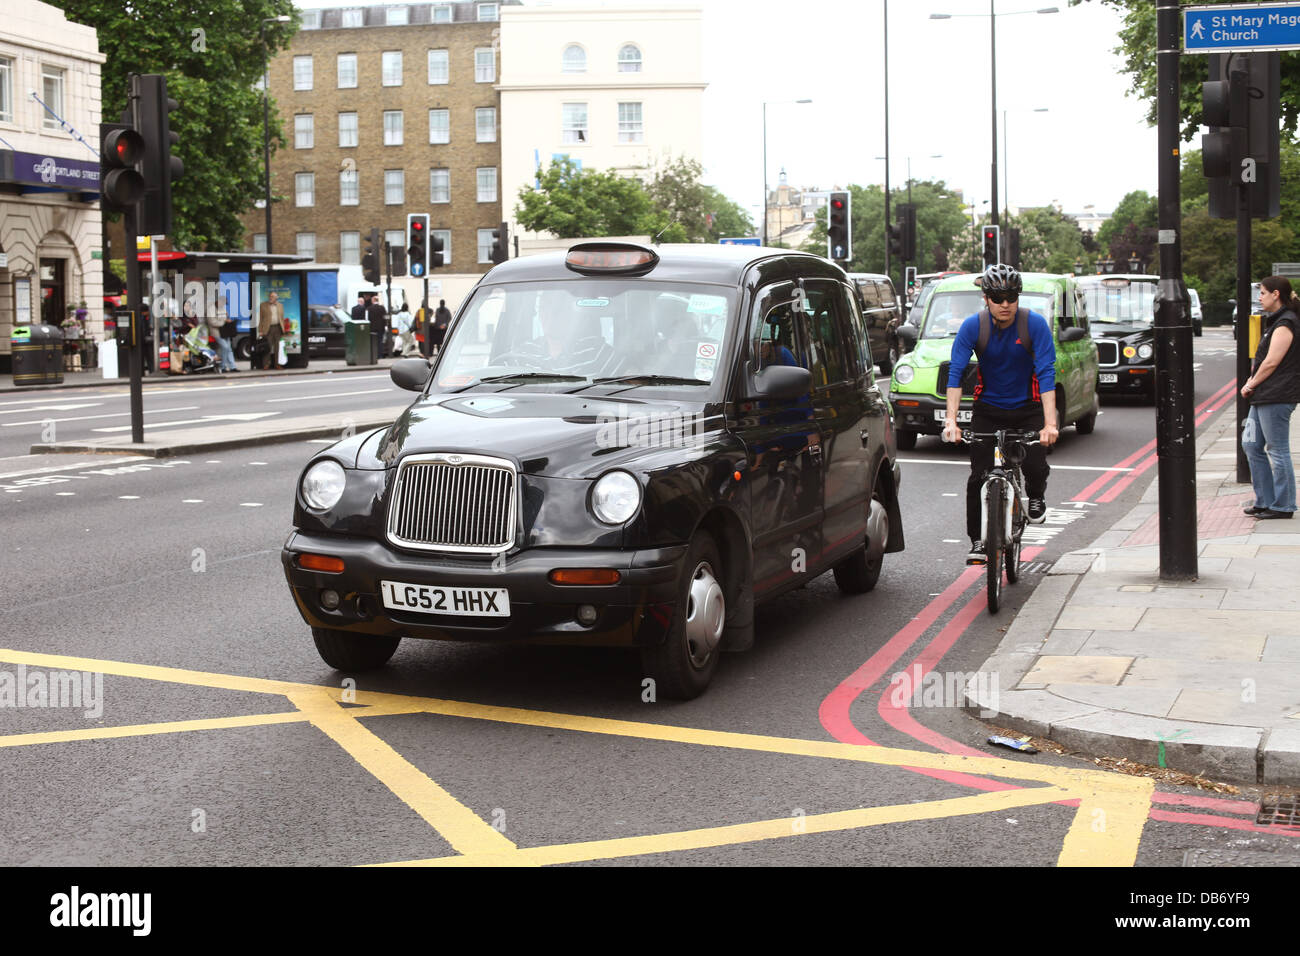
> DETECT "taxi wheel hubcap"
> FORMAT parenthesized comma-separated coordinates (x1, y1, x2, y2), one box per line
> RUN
(684, 561, 725, 668)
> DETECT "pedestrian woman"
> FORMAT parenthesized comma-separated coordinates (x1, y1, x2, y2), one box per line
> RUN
(1241, 276, 1300, 518)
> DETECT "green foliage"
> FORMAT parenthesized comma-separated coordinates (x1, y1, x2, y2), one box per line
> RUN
(515, 155, 752, 243)
(1095, 190, 1156, 250)
(1078, 0, 1300, 140)
(58, 0, 298, 250)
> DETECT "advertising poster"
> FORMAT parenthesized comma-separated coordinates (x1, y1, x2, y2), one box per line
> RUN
(267, 274, 302, 355)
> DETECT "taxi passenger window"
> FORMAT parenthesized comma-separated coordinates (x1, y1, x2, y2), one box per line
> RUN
(802, 281, 848, 386)
(838, 284, 871, 378)
(750, 282, 808, 373)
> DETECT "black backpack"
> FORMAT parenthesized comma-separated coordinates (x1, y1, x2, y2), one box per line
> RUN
(970, 307, 1038, 403)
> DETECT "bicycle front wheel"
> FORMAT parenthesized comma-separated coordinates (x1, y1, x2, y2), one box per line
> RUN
(985, 490, 1004, 613)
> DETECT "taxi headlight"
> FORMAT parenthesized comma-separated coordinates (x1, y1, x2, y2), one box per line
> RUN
(1137, 343, 1154, 360)
(302, 460, 347, 511)
(591, 470, 642, 525)
(894, 363, 915, 385)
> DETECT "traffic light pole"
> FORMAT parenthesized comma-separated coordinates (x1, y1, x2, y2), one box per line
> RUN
(124, 206, 144, 444)
(1155, 0, 1197, 580)
(1236, 164, 1252, 483)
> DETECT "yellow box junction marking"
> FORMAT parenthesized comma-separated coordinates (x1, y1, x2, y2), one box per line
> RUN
(0, 648, 1153, 866)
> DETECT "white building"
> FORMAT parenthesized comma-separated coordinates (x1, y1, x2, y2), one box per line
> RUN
(498, 2, 706, 241)
(0, 0, 105, 371)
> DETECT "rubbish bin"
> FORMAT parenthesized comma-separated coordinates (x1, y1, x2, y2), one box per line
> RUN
(344, 320, 376, 366)
(11, 325, 64, 386)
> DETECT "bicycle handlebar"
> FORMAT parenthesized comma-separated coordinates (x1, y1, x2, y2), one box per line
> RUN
(960, 428, 1041, 445)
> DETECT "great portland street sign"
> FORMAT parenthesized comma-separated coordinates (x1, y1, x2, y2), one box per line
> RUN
(1185, 3, 1300, 52)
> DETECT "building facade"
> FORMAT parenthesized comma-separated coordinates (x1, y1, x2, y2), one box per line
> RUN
(0, 0, 105, 371)
(241, 1, 514, 279)
(498, 2, 705, 240)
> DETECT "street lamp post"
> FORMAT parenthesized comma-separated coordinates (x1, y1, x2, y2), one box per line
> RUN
(761, 98, 812, 247)
(930, 5, 1057, 228)
(260, 16, 291, 257)
(1003, 108, 1048, 217)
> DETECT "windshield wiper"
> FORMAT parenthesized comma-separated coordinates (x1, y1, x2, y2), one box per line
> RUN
(590, 374, 709, 386)
(451, 372, 590, 393)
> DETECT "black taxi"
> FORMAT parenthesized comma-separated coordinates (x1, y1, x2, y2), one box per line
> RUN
(281, 242, 905, 698)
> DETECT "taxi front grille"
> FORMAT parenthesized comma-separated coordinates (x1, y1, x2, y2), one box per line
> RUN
(1097, 341, 1120, 367)
(387, 454, 516, 554)
(937, 361, 978, 396)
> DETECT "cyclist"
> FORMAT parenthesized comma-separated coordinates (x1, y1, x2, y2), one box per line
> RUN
(940, 264, 1058, 564)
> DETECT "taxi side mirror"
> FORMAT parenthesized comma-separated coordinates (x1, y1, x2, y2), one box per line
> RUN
(747, 364, 811, 401)
(897, 324, 919, 349)
(391, 357, 432, 392)
(1059, 326, 1087, 343)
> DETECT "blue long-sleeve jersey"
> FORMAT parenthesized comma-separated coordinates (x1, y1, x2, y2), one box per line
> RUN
(947, 310, 1056, 409)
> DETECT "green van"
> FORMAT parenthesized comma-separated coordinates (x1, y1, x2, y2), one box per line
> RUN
(887, 272, 1100, 450)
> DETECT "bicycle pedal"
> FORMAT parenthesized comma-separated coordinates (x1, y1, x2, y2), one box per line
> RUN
(966, 556, 988, 566)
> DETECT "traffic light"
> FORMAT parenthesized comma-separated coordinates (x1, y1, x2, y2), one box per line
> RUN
(490, 221, 508, 265)
(99, 122, 145, 213)
(1203, 52, 1280, 220)
(982, 225, 1000, 267)
(362, 228, 381, 285)
(887, 223, 903, 259)
(430, 232, 445, 269)
(387, 239, 406, 278)
(904, 266, 917, 297)
(406, 213, 429, 276)
(1006, 228, 1022, 270)
(132, 74, 183, 237)
(826, 191, 851, 261)
(898, 203, 917, 261)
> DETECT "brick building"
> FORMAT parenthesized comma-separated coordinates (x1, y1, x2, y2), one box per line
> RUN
(241, 0, 517, 277)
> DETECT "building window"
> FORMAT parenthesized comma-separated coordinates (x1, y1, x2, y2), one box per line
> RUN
(430, 168, 450, 204)
(339, 112, 358, 148)
(339, 169, 359, 205)
(562, 45, 586, 73)
(618, 44, 642, 72)
(297, 233, 316, 260)
(433, 4, 452, 23)
(428, 49, 449, 84)
(433, 229, 452, 265)
(293, 56, 313, 91)
(476, 107, 497, 143)
(618, 102, 643, 143)
(562, 103, 587, 144)
(429, 109, 450, 144)
(294, 114, 314, 149)
(385, 169, 405, 205)
(340, 231, 361, 265)
(337, 54, 357, 89)
(382, 51, 403, 86)
(385, 230, 405, 255)
(386, 5, 408, 25)
(474, 47, 495, 83)
(0, 58, 14, 123)
(477, 167, 497, 202)
(341, 8, 363, 27)
(295, 173, 315, 207)
(478, 229, 495, 264)
(383, 110, 404, 145)
(41, 66, 65, 129)
(253, 233, 267, 253)
(301, 11, 321, 29)
(477, 3, 499, 21)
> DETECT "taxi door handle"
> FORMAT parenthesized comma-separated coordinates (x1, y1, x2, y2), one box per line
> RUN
(860, 429, 870, 447)
(809, 443, 823, 463)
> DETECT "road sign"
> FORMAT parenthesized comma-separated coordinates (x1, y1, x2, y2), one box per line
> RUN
(1185, 3, 1300, 53)
(719, 237, 760, 245)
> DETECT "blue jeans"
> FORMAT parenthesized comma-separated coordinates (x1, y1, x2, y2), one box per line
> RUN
(215, 336, 237, 371)
(1243, 402, 1297, 512)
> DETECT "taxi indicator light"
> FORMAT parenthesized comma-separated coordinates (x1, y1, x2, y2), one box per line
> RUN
(298, 554, 345, 573)
(549, 568, 621, 586)
(564, 243, 659, 275)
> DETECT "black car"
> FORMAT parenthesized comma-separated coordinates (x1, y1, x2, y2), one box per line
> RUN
(281, 242, 905, 698)
(1077, 275, 1157, 401)
(306, 304, 351, 358)
(847, 273, 902, 374)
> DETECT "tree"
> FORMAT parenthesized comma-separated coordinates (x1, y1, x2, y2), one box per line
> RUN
(1077, 0, 1300, 140)
(515, 157, 657, 238)
(58, 0, 299, 250)
(1016, 206, 1090, 273)
(646, 157, 753, 242)
(1095, 190, 1157, 252)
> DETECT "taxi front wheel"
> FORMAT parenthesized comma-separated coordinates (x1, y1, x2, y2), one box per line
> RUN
(312, 626, 400, 672)
(641, 532, 725, 700)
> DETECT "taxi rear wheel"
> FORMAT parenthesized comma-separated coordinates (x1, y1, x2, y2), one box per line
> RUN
(641, 532, 724, 700)
(312, 627, 400, 672)
(833, 491, 888, 594)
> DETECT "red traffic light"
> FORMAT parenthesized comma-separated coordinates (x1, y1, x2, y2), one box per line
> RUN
(831, 198, 845, 210)
(411, 220, 424, 232)
(984, 228, 996, 239)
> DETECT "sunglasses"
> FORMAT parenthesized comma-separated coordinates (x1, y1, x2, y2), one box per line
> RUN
(985, 292, 1019, 305)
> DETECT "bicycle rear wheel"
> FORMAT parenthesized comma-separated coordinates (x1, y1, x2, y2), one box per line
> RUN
(985, 491, 1004, 613)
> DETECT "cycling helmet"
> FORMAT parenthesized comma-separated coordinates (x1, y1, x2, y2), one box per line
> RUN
(979, 263, 1022, 296)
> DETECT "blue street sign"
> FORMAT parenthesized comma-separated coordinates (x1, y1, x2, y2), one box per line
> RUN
(719, 236, 760, 245)
(1185, 3, 1300, 52)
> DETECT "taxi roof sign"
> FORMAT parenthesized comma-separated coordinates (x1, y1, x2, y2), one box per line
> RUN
(565, 242, 659, 276)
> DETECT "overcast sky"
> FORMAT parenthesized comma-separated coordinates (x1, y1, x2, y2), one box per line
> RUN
(306, 0, 1164, 222)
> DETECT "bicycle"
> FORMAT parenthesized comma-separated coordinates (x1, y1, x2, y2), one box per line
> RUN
(962, 428, 1040, 614)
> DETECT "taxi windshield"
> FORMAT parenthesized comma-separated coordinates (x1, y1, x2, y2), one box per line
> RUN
(921, 290, 1053, 338)
(433, 280, 734, 390)
(1079, 279, 1157, 325)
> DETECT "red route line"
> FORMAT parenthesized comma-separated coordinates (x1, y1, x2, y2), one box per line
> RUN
(1150, 808, 1300, 836)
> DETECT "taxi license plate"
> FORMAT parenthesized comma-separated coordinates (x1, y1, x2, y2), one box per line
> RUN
(1100, 373, 1118, 384)
(934, 410, 972, 423)
(381, 581, 510, 617)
